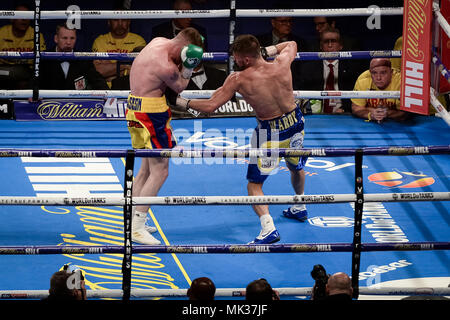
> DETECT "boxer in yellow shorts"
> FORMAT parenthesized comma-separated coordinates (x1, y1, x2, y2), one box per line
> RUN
(126, 94, 176, 149)
(126, 27, 203, 245)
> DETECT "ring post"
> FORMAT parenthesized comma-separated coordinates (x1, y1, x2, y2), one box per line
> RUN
(122, 149, 135, 301)
(32, 0, 41, 101)
(351, 149, 364, 299)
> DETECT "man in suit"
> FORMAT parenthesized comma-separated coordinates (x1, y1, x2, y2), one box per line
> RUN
(310, 16, 360, 52)
(151, 0, 208, 50)
(298, 27, 363, 113)
(256, 16, 306, 90)
(39, 23, 108, 90)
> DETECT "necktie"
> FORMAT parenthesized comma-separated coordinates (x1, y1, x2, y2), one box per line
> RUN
(191, 70, 205, 77)
(324, 63, 334, 113)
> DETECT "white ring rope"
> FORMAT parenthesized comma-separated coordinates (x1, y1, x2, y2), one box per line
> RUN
(1, 286, 449, 299)
(433, 3, 450, 38)
(0, 7, 403, 20)
(0, 192, 449, 206)
(430, 87, 450, 126)
(0, 89, 400, 100)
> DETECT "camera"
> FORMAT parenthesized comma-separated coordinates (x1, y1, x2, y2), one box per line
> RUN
(310, 264, 330, 300)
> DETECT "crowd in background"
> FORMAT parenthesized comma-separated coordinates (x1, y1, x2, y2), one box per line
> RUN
(0, 0, 447, 121)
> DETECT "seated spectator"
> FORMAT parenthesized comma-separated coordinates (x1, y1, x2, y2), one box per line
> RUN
(186, 39, 227, 91)
(390, 35, 402, 71)
(42, 268, 86, 301)
(351, 58, 410, 122)
(111, 45, 144, 90)
(245, 279, 280, 301)
(92, 6, 146, 88)
(39, 23, 108, 90)
(323, 272, 353, 301)
(187, 277, 216, 301)
(256, 15, 306, 90)
(0, 3, 46, 89)
(151, 0, 208, 50)
(310, 16, 360, 52)
(298, 27, 363, 113)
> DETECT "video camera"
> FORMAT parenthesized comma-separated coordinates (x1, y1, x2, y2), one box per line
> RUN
(310, 264, 330, 300)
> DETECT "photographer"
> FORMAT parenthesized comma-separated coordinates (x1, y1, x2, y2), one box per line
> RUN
(311, 264, 330, 301)
(311, 265, 353, 301)
(246, 278, 280, 301)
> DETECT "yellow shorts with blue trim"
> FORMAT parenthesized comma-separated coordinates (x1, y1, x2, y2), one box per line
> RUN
(126, 94, 176, 149)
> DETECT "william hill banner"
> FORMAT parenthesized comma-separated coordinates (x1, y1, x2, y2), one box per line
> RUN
(400, 0, 432, 115)
(14, 98, 255, 121)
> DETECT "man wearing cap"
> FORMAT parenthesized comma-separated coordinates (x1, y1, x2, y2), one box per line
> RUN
(351, 58, 409, 122)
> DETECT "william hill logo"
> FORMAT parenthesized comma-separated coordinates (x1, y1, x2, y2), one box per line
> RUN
(368, 169, 435, 188)
(37, 101, 103, 120)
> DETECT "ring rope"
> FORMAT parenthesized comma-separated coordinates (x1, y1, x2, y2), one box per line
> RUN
(1, 286, 449, 299)
(0, 192, 449, 206)
(0, 242, 448, 255)
(0, 89, 402, 99)
(0, 146, 448, 158)
(0, 7, 403, 20)
(1, 287, 446, 299)
(433, 3, 450, 38)
(0, 50, 402, 62)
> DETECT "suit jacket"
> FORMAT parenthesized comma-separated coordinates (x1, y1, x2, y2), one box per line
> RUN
(186, 64, 227, 90)
(39, 51, 108, 90)
(297, 59, 364, 112)
(151, 21, 208, 50)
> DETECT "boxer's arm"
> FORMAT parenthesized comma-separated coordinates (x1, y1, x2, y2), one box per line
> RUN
(162, 63, 190, 94)
(273, 41, 297, 64)
(177, 73, 239, 114)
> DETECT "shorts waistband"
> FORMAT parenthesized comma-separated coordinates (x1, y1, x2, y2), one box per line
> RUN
(258, 105, 302, 131)
(127, 94, 169, 113)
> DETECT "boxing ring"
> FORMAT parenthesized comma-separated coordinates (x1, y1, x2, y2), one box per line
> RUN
(0, 2, 449, 302)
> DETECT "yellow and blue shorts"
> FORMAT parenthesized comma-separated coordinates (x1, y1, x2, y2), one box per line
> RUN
(125, 94, 176, 149)
(247, 104, 307, 183)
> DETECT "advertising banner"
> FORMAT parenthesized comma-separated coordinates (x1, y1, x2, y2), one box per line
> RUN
(400, 0, 433, 115)
(13, 98, 255, 121)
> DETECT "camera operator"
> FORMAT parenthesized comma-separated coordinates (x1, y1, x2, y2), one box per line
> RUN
(311, 264, 330, 300)
(311, 265, 353, 301)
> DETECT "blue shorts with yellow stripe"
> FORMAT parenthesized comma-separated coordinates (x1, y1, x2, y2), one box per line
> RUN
(126, 94, 177, 149)
(247, 104, 307, 183)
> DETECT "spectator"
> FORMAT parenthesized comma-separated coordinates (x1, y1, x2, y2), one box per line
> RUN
(323, 272, 353, 301)
(111, 45, 144, 90)
(43, 268, 87, 301)
(256, 16, 306, 90)
(245, 279, 280, 301)
(0, 3, 46, 89)
(185, 38, 227, 91)
(351, 58, 410, 122)
(39, 23, 108, 90)
(390, 35, 402, 71)
(298, 27, 363, 113)
(151, 0, 208, 50)
(187, 277, 216, 301)
(310, 16, 360, 52)
(92, 6, 146, 88)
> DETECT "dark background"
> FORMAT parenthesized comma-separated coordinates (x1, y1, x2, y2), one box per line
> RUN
(1, 0, 404, 53)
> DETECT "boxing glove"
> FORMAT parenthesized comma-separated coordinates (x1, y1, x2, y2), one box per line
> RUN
(180, 44, 203, 78)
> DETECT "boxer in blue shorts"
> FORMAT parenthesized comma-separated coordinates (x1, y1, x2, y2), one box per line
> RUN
(174, 35, 309, 244)
(247, 104, 307, 183)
